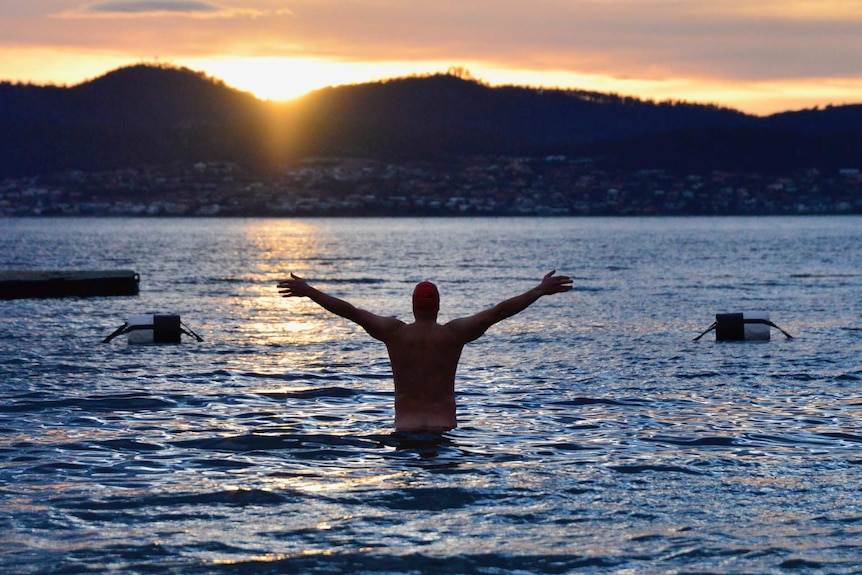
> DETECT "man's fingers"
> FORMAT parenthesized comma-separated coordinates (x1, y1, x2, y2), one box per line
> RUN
(277, 274, 305, 297)
(277, 273, 303, 288)
(554, 275, 573, 292)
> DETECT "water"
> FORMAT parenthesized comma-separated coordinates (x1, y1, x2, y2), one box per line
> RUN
(1, 216, 861, 574)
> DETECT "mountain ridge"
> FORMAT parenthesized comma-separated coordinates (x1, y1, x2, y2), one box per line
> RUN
(1, 64, 860, 178)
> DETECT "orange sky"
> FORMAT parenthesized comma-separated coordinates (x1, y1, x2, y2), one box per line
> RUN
(2, 1, 862, 115)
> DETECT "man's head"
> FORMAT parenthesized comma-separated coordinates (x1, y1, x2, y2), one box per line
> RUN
(412, 281, 440, 319)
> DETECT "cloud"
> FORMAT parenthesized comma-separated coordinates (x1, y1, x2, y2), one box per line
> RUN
(88, 1, 221, 14)
(218, 0, 861, 83)
(57, 0, 282, 18)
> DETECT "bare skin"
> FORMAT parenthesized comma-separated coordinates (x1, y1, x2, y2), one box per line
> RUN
(277, 271, 573, 432)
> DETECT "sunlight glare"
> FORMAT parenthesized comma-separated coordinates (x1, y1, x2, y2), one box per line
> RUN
(271, 469, 410, 494)
(189, 57, 455, 101)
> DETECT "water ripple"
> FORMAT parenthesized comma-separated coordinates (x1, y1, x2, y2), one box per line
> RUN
(3, 216, 862, 574)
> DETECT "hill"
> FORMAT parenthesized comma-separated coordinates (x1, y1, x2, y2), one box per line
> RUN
(286, 74, 749, 161)
(1, 64, 861, 178)
(0, 64, 276, 177)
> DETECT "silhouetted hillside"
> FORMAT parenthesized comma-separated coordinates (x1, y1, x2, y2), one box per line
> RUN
(763, 104, 862, 134)
(0, 64, 276, 176)
(0, 64, 262, 127)
(1, 64, 860, 178)
(288, 74, 750, 160)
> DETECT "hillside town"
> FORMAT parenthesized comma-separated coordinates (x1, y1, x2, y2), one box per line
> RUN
(2, 156, 861, 217)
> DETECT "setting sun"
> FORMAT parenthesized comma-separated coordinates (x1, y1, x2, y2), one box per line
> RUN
(187, 57, 459, 101)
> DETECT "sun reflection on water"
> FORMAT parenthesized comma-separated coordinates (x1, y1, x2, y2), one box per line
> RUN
(276, 469, 412, 494)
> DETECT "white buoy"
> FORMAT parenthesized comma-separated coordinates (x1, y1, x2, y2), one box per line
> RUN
(739, 311, 770, 341)
(102, 314, 203, 344)
(126, 314, 182, 344)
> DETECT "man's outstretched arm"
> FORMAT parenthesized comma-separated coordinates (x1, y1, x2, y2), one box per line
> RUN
(277, 274, 402, 341)
(446, 270, 573, 342)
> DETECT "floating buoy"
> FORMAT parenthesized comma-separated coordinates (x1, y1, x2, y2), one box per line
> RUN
(102, 314, 203, 344)
(694, 311, 793, 342)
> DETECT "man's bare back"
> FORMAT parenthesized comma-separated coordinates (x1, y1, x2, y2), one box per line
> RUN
(277, 271, 572, 432)
(385, 320, 463, 431)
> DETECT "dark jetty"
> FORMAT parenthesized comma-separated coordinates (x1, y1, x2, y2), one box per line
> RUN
(0, 270, 139, 299)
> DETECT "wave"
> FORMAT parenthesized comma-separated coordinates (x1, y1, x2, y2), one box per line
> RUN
(608, 463, 706, 475)
(548, 397, 651, 407)
(0, 392, 177, 413)
(256, 387, 361, 400)
(60, 487, 293, 513)
(172, 432, 374, 452)
(645, 435, 738, 447)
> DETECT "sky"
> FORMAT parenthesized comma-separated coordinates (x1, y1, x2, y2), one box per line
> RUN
(1, 0, 861, 116)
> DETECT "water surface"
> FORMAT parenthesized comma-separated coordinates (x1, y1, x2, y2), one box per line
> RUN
(1, 217, 861, 574)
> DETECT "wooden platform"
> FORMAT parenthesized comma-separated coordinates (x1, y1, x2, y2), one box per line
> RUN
(0, 270, 140, 300)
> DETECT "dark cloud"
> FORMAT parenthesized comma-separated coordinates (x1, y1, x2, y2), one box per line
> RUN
(87, 0, 220, 14)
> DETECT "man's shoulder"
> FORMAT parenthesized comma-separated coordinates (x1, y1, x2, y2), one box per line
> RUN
(355, 310, 406, 341)
(441, 310, 497, 343)
(399, 320, 461, 340)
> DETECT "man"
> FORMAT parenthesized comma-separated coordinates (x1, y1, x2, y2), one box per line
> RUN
(277, 270, 573, 432)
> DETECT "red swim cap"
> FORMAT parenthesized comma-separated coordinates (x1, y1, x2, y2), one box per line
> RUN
(412, 281, 439, 314)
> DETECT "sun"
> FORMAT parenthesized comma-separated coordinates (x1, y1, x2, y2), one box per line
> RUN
(189, 57, 453, 101)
